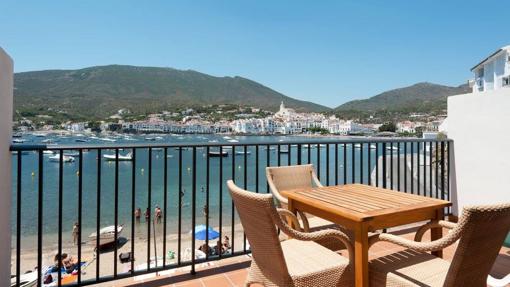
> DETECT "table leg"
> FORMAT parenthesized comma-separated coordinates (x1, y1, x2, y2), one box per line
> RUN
(431, 208, 444, 258)
(354, 223, 369, 287)
(287, 199, 296, 229)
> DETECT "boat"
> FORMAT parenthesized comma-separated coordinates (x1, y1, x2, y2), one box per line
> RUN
(88, 225, 124, 247)
(155, 136, 163, 140)
(103, 152, 133, 161)
(12, 133, 23, 138)
(386, 146, 399, 151)
(354, 143, 377, 150)
(10, 271, 37, 287)
(208, 151, 229, 157)
(98, 137, 116, 142)
(75, 139, 88, 143)
(227, 139, 239, 143)
(279, 149, 290, 154)
(64, 151, 80, 157)
(145, 137, 156, 141)
(235, 150, 251, 155)
(152, 148, 164, 152)
(208, 140, 219, 143)
(41, 139, 56, 144)
(49, 154, 75, 162)
(43, 150, 55, 155)
(12, 139, 26, 144)
(33, 133, 46, 137)
(11, 151, 30, 156)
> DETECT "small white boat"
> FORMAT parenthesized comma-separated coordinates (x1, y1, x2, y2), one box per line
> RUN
(12, 139, 26, 143)
(223, 136, 232, 140)
(103, 152, 133, 161)
(209, 151, 229, 157)
(99, 137, 116, 142)
(386, 146, 399, 151)
(89, 225, 124, 246)
(354, 143, 377, 150)
(75, 138, 88, 143)
(49, 154, 75, 162)
(64, 151, 80, 157)
(235, 150, 251, 155)
(208, 140, 219, 143)
(279, 148, 290, 154)
(43, 150, 55, 155)
(227, 139, 239, 143)
(33, 133, 46, 137)
(10, 271, 37, 287)
(145, 137, 156, 141)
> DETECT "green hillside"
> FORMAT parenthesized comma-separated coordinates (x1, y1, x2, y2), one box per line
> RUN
(335, 82, 470, 113)
(14, 65, 329, 119)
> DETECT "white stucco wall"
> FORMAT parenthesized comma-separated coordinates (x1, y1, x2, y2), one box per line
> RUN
(448, 90, 510, 216)
(0, 47, 13, 286)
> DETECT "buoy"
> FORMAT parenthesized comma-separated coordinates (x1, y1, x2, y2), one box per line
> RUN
(238, 165, 242, 169)
(76, 171, 80, 176)
(31, 172, 35, 177)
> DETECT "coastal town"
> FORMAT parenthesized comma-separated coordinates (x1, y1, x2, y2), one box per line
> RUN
(14, 101, 446, 137)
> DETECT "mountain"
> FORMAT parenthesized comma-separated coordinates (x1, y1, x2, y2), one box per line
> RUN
(334, 82, 470, 113)
(14, 65, 329, 119)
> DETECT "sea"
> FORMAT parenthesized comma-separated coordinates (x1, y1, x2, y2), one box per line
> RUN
(10, 133, 510, 249)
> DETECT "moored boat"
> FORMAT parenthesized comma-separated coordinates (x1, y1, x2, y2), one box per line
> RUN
(88, 225, 124, 247)
(208, 151, 229, 157)
(49, 154, 75, 162)
(103, 152, 133, 161)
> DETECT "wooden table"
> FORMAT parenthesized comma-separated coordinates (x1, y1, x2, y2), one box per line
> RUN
(281, 184, 452, 287)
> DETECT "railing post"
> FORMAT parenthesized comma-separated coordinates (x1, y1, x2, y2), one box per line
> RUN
(0, 47, 13, 286)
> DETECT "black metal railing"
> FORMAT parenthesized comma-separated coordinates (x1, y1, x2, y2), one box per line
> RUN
(10, 138, 451, 286)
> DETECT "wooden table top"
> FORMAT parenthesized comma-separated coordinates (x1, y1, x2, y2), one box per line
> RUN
(281, 184, 451, 223)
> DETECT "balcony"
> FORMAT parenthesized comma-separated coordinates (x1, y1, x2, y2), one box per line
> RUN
(9, 138, 464, 286)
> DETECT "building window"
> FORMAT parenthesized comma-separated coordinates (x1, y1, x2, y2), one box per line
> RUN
(503, 76, 510, 87)
(477, 68, 484, 78)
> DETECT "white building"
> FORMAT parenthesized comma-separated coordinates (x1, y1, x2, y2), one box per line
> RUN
(471, 45, 510, 93)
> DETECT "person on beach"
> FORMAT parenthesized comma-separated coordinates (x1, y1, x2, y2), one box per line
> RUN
(199, 242, 210, 255)
(72, 222, 79, 246)
(214, 239, 223, 255)
(134, 208, 141, 222)
(55, 253, 78, 273)
(144, 208, 150, 222)
(222, 236, 230, 251)
(155, 205, 162, 223)
(202, 204, 208, 218)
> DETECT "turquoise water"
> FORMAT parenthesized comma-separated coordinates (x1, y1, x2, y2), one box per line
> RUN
(12, 134, 404, 248)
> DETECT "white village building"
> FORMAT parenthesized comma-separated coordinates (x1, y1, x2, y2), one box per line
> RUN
(471, 45, 510, 93)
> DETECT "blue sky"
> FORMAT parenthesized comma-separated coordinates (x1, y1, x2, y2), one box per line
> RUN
(0, 0, 508, 107)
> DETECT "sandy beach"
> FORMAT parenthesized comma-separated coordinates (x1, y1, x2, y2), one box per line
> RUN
(11, 222, 247, 284)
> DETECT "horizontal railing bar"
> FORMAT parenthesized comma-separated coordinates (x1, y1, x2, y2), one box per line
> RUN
(10, 138, 453, 151)
(60, 251, 250, 287)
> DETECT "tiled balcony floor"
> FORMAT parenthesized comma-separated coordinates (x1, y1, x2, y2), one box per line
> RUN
(100, 226, 510, 287)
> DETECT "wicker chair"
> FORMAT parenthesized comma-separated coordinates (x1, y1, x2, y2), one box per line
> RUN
(266, 164, 332, 231)
(227, 180, 354, 287)
(368, 203, 510, 287)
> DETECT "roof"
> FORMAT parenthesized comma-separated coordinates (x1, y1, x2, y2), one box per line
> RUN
(471, 45, 510, 71)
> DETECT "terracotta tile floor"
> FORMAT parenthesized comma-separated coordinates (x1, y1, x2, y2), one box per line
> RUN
(99, 226, 510, 287)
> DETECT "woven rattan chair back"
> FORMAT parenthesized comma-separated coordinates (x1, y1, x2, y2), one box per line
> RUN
(444, 204, 510, 287)
(227, 180, 292, 285)
(266, 164, 321, 206)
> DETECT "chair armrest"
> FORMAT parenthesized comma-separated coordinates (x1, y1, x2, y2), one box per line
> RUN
(277, 208, 304, 232)
(311, 169, 323, 188)
(414, 220, 457, 241)
(369, 230, 460, 253)
(272, 210, 353, 262)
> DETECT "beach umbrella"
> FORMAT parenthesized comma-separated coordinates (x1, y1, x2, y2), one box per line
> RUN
(191, 224, 220, 240)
